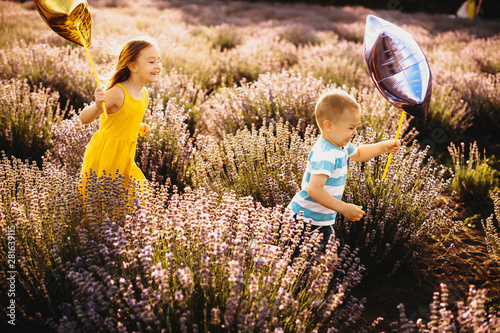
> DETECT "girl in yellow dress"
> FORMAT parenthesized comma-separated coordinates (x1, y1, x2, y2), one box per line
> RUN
(79, 36, 161, 196)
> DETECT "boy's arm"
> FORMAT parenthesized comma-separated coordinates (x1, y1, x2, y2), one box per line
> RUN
(307, 174, 365, 221)
(350, 140, 400, 163)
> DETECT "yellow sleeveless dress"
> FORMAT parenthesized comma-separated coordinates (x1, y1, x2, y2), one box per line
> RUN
(80, 83, 148, 195)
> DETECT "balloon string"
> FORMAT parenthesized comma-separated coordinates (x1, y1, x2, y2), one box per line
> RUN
(382, 111, 405, 179)
(76, 26, 108, 119)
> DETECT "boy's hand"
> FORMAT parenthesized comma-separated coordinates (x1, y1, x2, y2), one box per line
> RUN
(342, 203, 365, 221)
(384, 139, 401, 154)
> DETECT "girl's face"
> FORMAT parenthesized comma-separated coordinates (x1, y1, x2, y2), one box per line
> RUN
(323, 108, 360, 149)
(129, 45, 162, 84)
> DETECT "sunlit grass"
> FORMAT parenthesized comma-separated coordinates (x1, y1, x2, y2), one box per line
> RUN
(449, 142, 499, 202)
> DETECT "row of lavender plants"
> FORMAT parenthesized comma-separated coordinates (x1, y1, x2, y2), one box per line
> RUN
(392, 284, 500, 332)
(1, 43, 497, 165)
(1, 2, 499, 141)
(0, 155, 366, 332)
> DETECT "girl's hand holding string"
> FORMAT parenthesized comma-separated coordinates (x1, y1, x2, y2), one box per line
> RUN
(94, 87, 106, 111)
(80, 87, 108, 124)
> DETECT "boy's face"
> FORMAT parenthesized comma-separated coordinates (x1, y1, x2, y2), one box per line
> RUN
(323, 108, 360, 149)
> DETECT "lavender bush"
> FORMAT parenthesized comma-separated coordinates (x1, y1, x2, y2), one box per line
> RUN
(337, 130, 458, 274)
(136, 96, 194, 189)
(459, 73, 500, 138)
(293, 38, 370, 88)
(448, 142, 498, 202)
(59, 179, 368, 332)
(0, 41, 95, 110)
(153, 69, 206, 109)
(210, 23, 242, 51)
(194, 119, 317, 207)
(0, 2, 50, 48)
(158, 24, 300, 92)
(392, 284, 500, 332)
(0, 79, 66, 165)
(213, 32, 300, 88)
(277, 23, 320, 47)
(195, 70, 408, 139)
(148, 69, 206, 134)
(0, 155, 82, 330)
(463, 37, 500, 75)
(330, 21, 365, 44)
(195, 71, 326, 138)
(441, 70, 500, 139)
(46, 111, 99, 176)
(482, 190, 500, 266)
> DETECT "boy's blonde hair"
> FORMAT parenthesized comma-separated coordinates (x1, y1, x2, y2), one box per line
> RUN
(315, 90, 360, 129)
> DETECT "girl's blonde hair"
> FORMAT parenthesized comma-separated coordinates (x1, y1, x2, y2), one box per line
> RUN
(106, 36, 159, 90)
(315, 90, 360, 129)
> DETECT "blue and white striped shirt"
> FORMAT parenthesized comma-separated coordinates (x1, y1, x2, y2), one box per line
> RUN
(288, 137, 357, 226)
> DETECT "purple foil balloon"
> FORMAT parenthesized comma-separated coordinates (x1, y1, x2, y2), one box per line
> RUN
(364, 15, 432, 119)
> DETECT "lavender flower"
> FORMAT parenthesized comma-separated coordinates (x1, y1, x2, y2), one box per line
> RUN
(482, 190, 500, 266)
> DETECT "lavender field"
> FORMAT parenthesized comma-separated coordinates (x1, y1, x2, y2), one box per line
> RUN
(1, 0, 500, 331)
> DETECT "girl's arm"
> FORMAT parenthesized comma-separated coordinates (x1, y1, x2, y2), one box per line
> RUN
(307, 174, 365, 221)
(80, 86, 124, 124)
(350, 140, 400, 163)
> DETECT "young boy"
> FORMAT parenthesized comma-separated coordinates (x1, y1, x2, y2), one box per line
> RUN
(288, 89, 400, 251)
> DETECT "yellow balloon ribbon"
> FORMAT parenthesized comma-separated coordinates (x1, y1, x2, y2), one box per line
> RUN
(76, 26, 108, 118)
(33, 0, 107, 118)
(382, 111, 405, 179)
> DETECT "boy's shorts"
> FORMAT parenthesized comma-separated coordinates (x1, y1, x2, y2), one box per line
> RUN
(309, 224, 335, 250)
(291, 214, 336, 258)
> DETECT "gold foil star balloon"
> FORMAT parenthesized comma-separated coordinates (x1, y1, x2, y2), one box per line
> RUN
(33, 0, 91, 47)
(33, 0, 107, 118)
